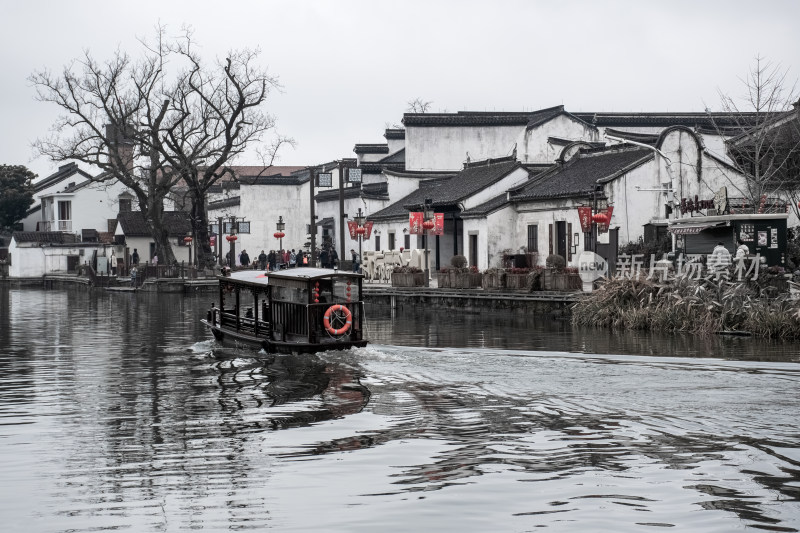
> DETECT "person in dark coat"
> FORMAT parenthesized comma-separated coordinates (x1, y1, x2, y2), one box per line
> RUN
(258, 250, 267, 270)
(330, 248, 338, 268)
(240, 250, 250, 268)
(268, 250, 277, 271)
(131, 249, 139, 266)
(320, 248, 330, 269)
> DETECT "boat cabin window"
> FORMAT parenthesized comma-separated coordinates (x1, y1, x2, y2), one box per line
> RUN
(271, 285, 306, 304)
(332, 277, 359, 302)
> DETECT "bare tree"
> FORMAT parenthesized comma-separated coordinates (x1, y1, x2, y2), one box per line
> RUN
(407, 97, 433, 113)
(709, 56, 800, 216)
(31, 26, 288, 265)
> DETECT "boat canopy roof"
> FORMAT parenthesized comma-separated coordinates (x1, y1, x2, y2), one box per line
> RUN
(219, 267, 363, 288)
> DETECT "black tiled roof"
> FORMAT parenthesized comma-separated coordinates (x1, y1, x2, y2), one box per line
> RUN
(208, 196, 241, 210)
(605, 128, 659, 145)
(12, 231, 78, 244)
(116, 211, 192, 237)
(402, 106, 566, 127)
(576, 111, 772, 129)
(400, 107, 774, 131)
(384, 129, 405, 140)
(33, 162, 95, 193)
(354, 144, 390, 154)
(315, 182, 388, 202)
(238, 174, 307, 185)
(369, 157, 525, 220)
(358, 161, 406, 173)
(511, 147, 653, 201)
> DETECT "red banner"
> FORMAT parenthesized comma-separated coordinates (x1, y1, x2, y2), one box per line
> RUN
(347, 220, 359, 240)
(433, 213, 444, 235)
(597, 206, 614, 233)
(409, 212, 424, 235)
(348, 220, 374, 240)
(577, 207, 592, 233)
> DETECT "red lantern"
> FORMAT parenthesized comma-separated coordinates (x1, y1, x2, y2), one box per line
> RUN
(274, 231, 285, 239)
(422, 219, 435, 230)
(226, 235, 237, 242)
(356, 226, 366, 235)
(183, 236, 193, 244)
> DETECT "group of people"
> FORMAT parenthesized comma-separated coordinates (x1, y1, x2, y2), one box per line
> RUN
(229, 248, 308, 271)
(226, 245, 362, 272)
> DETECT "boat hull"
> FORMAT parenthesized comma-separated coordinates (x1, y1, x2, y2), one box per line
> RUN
(202, 320, 367, 354)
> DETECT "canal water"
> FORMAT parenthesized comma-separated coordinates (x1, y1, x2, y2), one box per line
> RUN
(1, 286, 799, 532)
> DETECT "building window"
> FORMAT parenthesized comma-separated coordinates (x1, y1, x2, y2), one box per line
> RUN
(375, 235, 381, 251)
(527, 225, 538, 252)
(388, 232, 395, 250)
(119, 198, 132, 212)
(404, 234, 410, 250)
(57, 201, 72, 231)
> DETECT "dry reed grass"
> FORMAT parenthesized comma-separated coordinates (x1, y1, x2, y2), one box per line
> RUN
(571, 276, 800, 338)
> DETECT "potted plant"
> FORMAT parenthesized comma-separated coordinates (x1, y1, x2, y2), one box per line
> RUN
(391, 265, 425, 287)
(440, 255, 482, 289)
(505, 267, 531, 290)
(482, 267, 505, 289)
(542, 255, 581, 291)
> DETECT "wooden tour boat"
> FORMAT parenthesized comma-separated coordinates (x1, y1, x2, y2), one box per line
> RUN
(202, 267, 368, 353)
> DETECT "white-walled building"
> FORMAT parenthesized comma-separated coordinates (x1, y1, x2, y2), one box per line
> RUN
(20, 163, 95, 232)
(115, 211, 192, 266)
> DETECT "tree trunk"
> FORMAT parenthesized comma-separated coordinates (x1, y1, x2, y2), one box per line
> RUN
(191, 194, 216, 269)
(144, 200, 176, 265)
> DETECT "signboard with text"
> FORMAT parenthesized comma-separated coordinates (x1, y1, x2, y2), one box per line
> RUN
(348, 168, 362, 183)
(317, 173, 332, 187)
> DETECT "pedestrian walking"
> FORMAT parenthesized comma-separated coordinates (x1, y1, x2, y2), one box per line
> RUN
(351, 249, 360, 273)
(289, 249, 297, 268)
(258, 250, 267, 270)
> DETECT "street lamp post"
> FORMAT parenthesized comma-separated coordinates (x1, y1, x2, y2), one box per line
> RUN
(226, 217, 238, 268)
(184, 236, 193, 268)
(422, 198, 435, 287)
(274, 215, 286, 252)
(353, 208, 366, 268)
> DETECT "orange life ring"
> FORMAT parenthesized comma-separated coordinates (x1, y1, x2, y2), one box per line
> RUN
(323, 304, 352, 335)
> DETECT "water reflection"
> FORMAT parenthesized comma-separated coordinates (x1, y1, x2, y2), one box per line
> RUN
(0, 287, 798, 532)
(366, 303, 800, 361)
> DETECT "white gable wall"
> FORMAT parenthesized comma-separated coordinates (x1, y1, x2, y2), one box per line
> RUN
(405, 125, 521, 171)
(520, 115, 599, 164)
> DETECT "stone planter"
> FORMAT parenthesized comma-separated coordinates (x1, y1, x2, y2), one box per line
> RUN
(505, 273, 530, 290)
(391, 272, 425, 287)
(455, 272, 482, 288)
(542, 270, 582, 291)
(481, 272, 505, 290)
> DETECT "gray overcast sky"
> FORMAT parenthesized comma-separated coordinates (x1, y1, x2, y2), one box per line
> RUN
(2, 0, 799, 179)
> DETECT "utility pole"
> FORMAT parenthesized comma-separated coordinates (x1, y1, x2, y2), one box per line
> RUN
(309, 166, 317, 266)
(217, 216, 223, 266)
(339, 160, 346, 262)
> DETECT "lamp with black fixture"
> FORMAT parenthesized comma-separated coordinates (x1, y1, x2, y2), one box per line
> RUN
(422, 198, 435, 287)
(225, 216, 239, 268)
(353, 207, 366, 265)
(274, 215, 285, 251)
